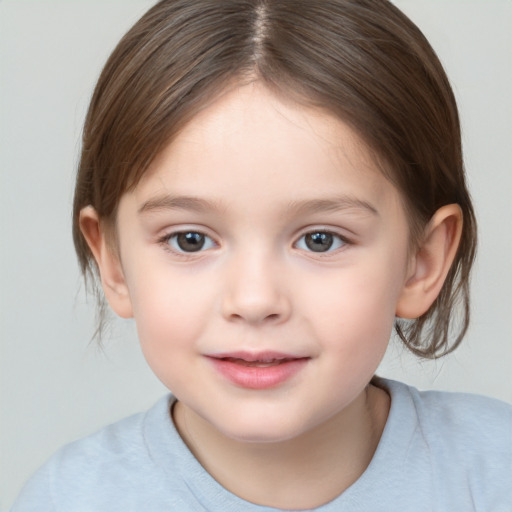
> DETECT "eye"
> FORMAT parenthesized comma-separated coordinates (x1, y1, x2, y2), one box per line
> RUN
(166, 231, 216, 253)
(295, 231, 347, 253)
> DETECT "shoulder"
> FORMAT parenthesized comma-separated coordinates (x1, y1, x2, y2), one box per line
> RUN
(10, 394, 179, 511)
(386, 378, 511, 440)
(52, 394, 171, 475)
(380, 378, 512, 449)
(375, 378, 512, 510)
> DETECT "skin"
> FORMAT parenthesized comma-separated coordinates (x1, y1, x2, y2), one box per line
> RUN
(81, 83, 462, 509)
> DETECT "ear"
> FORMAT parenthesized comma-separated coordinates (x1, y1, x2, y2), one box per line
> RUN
(79, 206, 133, 318)
(396, 204, 463, 319)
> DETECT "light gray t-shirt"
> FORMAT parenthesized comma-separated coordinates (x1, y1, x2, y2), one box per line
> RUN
(10, 379, 512, 511)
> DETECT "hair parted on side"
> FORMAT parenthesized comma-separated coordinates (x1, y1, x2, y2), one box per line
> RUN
(72, 0, 477, 358)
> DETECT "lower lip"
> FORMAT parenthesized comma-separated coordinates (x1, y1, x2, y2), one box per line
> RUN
(208, 357, 308, 390)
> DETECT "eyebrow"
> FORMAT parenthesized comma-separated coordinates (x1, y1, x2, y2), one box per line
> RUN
(138, 195, 224, 214)
(286, 196, 379, 217)
(138, 194, 378, 216)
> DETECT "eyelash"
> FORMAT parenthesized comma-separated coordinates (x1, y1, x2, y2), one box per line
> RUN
(158, 229, 351, 257)
(158, 231, 217, 257)
(294, 230, 349, 255)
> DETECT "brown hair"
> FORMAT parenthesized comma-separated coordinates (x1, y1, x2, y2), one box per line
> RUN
(73, 0, 477, 358)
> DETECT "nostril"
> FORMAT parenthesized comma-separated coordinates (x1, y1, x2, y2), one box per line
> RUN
(227, 312, 281, 323)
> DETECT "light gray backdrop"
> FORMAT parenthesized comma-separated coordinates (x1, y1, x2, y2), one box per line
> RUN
(1, 1, 511, 509)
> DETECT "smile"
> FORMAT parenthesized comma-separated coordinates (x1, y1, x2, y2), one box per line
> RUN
(222, 357, 291, 367)
(206, 352, 309, 390)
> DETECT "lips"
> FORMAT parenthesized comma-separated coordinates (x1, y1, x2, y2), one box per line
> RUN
(222, 357, 291, 367)
(206, 351, 309, 389)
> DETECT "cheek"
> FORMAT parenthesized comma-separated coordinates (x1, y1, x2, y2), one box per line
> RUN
(312, 287, 396, 387)
(130, 281, 212, 392)
(125, 267, 212, 359)
(302, 256, 405, 350)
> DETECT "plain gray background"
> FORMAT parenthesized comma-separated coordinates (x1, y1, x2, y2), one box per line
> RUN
(1, 1, 511, 509)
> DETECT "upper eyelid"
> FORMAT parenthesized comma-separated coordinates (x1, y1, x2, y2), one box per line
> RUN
(294, 227, 352, 242)
(162, 230, 216, 243)
(157, 227, 216, 245)
(296, 231, 348, 242)
(158, 225, 216, 239)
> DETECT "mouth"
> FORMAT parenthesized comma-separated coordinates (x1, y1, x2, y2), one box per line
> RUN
(206, 352, 309, 389)
(220, 357, 294, 368)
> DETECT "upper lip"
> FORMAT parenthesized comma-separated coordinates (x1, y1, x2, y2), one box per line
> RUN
(206, 351, 307, 363)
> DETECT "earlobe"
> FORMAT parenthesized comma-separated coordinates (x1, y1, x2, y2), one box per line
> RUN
(79, 206, 134, 319)
(396, 204, 463, 319)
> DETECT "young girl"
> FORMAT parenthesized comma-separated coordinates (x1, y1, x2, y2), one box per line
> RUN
(10, 0, 511, 510)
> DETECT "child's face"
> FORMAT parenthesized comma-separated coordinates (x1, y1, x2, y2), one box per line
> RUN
(112, 83, 412, 442)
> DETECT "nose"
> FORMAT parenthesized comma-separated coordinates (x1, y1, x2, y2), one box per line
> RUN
(221, 250, 291, 325)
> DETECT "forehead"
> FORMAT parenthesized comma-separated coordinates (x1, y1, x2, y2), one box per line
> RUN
(126, 82, 402, 217)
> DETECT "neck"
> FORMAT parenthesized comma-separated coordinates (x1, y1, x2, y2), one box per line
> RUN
(173, 383, 389, 510)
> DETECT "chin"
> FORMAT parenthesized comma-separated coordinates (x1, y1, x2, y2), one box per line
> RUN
(213, 416, 310, 445)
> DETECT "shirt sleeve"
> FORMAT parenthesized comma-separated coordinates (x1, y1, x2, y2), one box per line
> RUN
(9, 461, 56, 512)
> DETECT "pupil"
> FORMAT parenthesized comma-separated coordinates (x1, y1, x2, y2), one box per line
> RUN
(177, 232, 205, 252)
(305, 232, 333, 252)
